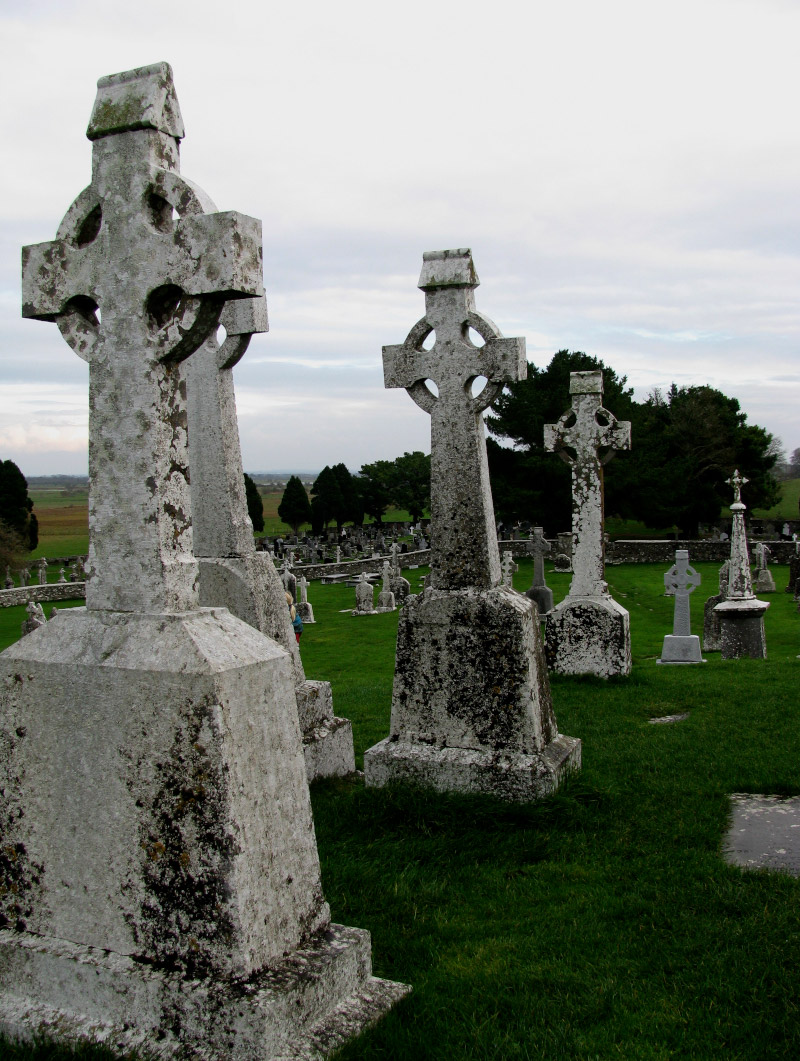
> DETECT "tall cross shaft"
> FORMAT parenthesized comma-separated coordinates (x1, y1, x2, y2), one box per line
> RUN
(383, 249, 526, 590)
(544, 371, 630, 598)
(21, 64, 263, 613)
(186, 296, 268, 559)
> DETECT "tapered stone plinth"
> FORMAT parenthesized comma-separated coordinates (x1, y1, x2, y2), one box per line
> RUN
(545, 596, 631, 678)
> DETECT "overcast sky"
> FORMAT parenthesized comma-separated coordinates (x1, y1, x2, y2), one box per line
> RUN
(2, 0, 799, 476)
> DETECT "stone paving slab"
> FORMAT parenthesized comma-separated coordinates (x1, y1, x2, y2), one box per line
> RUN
(724, 794, 800, 876)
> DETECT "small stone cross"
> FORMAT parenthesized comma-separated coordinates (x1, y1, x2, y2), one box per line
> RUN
(544, 371, 630, 598)
(383, 249, 526, 590)
(21, 63, 263, 613)
(501, 550, 518, 588)
(727, 470, 748, 506)
(530, 527, 550, 589)
(664, 549, 701, 637)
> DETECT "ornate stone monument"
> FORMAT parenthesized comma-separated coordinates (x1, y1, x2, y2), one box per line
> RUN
(364, 248, 580, 801)
(543, 370, 631, 677)
(658, 550, 704, 664)
(526, 527, 554, 615)
(185, 295, 353, 780)
(714, 470, 769, 659)
(703, 560, 729, 652)
(2, 62, 405, 1059)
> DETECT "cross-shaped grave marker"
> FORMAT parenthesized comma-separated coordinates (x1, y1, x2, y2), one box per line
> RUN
(544, 370, 630, 598)
(383, 248, 526, 590)
(22, 63, 262, 613)
(658, 549, 704, 664)
(526, 526, 554, 615)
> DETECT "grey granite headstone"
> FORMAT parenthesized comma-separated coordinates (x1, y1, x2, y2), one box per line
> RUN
(658, 549, 704, 664)
(543, 371, 631, 677)
(364, 248, 580, 801)
(752, 541, 776, 593)
(3, 61, 406, 1059)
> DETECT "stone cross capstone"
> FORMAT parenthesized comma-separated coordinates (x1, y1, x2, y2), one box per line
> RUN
(542, 371, 631, 676)
(382, 249, 525, 590)
(365, 249, 580, 802)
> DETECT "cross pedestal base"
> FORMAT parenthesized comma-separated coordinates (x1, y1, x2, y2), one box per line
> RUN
(0, 924, 410, 1061)
(545, 596, 632, 677)
(703, 594, 725, 652)
(714, 598, 770, 659)
(753, 570, 776, 594)
(364, 734, 580, 803)
(658, 634, 705, 664)
(364, 585, 579, 802)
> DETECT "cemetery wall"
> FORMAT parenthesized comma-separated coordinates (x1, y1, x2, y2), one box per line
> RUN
(294, 550, 431, 581)
(605, 540, 796, 564)
(0, 582, 86, 608)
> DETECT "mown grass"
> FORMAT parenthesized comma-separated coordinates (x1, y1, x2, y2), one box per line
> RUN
(3, 560, 800, 1059)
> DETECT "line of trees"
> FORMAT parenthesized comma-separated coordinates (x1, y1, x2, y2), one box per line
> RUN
(276, 453, 432, 534)
(486, 350, 782, 537)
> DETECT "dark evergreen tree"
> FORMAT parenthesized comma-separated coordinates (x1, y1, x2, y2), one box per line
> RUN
(243, 473, 264, 533)
(390, 451, 431, 523)
(0, 459, 37, 550)
(278, 475, 312, 533)
(356, 460, 394, 525)
(331, 463, 363, 528)
(310, 466, 344, 531)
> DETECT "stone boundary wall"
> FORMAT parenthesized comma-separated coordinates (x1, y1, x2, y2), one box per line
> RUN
(605, 539, 796, 565)
(292, 550, 431, 581)
(0, 582, 87, 609)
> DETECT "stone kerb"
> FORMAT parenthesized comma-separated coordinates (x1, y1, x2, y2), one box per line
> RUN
(0, 583, 86, 608)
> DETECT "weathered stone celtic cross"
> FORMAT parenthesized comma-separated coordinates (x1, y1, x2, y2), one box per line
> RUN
(543, 370, 632, 677)
(714, 469, 769, 659)
(185, 296, 355, 780)
(658, 549, 704, 664)
(364, 249, 580, 801)
(3, 62, 405, 1058)
(526, 526, 554, 615)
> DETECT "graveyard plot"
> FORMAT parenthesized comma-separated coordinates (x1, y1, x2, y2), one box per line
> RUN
(5, 560, 800, 1059)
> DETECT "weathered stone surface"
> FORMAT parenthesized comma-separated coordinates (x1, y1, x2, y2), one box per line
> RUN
(543, 371, 631, 677)
(365, 250, 579, 800)
(0, 583, 86, 608)
(658, 550, 704, 664)
(713, 471, 769, 659)
(724, 794, 800, 877)
(185, 294, 354, 781)
(352, 572, 376, 616)
(4, 61, 400, 1058)
(752, 542, 776, 593)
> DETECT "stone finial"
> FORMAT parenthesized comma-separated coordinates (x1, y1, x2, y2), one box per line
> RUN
(87, 62, 185, 141)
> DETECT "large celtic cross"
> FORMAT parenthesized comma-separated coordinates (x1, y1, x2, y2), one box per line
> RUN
(21, 63, 263, 613)
(383, 249, 526, 590)
(544, 370, 631, 598)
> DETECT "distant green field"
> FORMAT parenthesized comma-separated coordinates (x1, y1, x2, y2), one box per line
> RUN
(752, 477, 800, 520)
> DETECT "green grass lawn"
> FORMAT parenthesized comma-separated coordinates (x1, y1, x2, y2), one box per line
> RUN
(3, 561, 800, 1059)
(752, 477, 800, 520)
